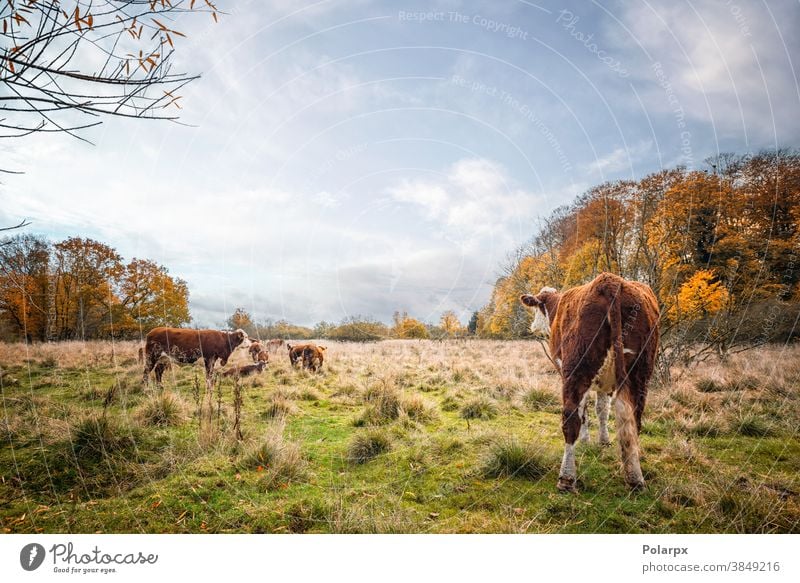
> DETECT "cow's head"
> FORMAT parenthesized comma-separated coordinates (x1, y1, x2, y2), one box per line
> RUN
(229, 329, 251, 349)
(520, 286, 559, 337)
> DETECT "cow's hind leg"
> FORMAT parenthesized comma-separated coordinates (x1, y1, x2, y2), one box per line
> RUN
(614, 387, 645, 490)
(558, 370, 596, 493)
(596, 393, 611, 445)
(578, 392, 591, 443)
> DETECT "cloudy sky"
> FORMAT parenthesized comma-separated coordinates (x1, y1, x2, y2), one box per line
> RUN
(2, 0, 798, 327)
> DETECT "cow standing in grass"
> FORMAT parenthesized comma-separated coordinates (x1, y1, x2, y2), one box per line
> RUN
(520, 272, 659, 492)
(142, 327, 250, 387)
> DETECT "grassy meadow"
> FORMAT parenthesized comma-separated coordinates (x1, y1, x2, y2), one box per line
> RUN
(0, 339, 798, 533)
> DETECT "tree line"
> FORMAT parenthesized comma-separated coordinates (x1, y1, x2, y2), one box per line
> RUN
(477, 149, 800, 370)
(0, 235, 190, 341)
(226, 308, 470, 342)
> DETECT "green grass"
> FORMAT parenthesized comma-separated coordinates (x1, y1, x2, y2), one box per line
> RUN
(1, 339, 799, 534)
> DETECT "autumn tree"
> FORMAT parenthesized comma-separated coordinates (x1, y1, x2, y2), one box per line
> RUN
(479, 149, 800, 357)
(0, 234, 190, 341)
(1, 1, 221, 144)
(0, 234, 49, 340)
(227, 307, 255, 336)
(115, 258, 190, 336)
(439, 310, 464, 338)
(392, 311, 429, 339)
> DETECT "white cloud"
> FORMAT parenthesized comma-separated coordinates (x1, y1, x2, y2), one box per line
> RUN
(585, 140, 652, 175)
(387, 158, 542, 246)
(620, 0, 800, 141)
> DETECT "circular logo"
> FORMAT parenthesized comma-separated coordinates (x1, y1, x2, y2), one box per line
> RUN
(20, 543, 46, 571)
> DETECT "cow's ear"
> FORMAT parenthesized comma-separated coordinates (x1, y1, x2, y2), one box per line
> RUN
(520, 294, 539, 307)
(319, 346, 327, 351)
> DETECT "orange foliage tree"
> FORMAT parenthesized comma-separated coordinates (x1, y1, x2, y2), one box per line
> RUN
(481, 149, 800, 359)
(0, 234, 190, 341)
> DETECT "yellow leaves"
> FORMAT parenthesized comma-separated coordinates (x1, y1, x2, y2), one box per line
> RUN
(668, 269, 729, 322)
(439, 310, 463, 337)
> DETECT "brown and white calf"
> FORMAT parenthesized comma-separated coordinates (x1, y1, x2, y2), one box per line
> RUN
(142, 327, 251, 387)
(520, 272, 659, 492)
(248, 341, 270, 364)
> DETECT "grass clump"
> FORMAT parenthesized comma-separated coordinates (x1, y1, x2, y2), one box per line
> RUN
(695, 378, 726, 393)
(70, 414, 139, 460)
(261, 396, 295, 420)
(480, 438, 552, 480)
(138, 391, 188, 427)
(733, 414, 772, 437)
(238, 426, 306, 488)
(460, 396, 497, 421)
(523, 387, 560, 411)
(347, 429, 391, 464)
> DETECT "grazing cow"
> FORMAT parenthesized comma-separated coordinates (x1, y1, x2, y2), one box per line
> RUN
(520, 272, 659, 492)
(221, 361, 267, 378)
(266, 338, 285, 353)
(286, 343, 310, 367)
(248, 341, 270, 364)
(301, 345, 326, 372)
(287, 343, 326, 369)
(137, 346, 144, 364)
(142, 327, 250, 386)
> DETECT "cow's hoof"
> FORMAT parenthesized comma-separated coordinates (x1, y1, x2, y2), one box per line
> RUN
(627, 479, 646, 491)
(557, 477, 578, 493)
(599, 438, 611, 447)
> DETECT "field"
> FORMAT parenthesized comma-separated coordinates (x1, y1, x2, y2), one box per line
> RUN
(1, 339, 798, 533)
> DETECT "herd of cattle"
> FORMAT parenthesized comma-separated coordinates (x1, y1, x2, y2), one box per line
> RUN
(138, 327, 327, 384)
(136, 273, 659, 493)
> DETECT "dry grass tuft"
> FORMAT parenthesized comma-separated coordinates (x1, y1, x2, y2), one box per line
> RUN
(480, 438, 554, 480)
(137, 391, 188, 427)
(347, 429, 392, 463)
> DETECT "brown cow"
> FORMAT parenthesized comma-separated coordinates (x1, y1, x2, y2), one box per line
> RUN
(266, 338, 285, 353)
(248, 341, 270, 364)
(520, 272, 659, 493)
(287, 343, 326, 369)
(221, 361, 267, 378)
(301, 345, 326, 372)
(142, 327, 250, 386)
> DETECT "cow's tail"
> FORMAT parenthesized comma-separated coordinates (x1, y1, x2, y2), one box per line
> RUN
(609, 281, 626, 393)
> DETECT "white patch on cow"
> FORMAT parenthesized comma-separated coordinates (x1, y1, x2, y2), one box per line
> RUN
(578, 392, 590, 443)
(530, 305, 550, 336)
(591, 347, 617, 395)
(234, 329, 252, 349)
(559, 443, 576, 483)
(623, 347, 635, 355)
(555, 358, 562, 370)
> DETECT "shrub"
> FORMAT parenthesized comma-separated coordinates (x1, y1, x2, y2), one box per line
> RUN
(347, 429, 391, 464)
(481, 438, 552, 480)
